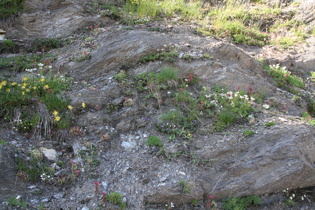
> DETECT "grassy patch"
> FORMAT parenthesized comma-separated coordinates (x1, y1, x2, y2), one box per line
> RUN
(0, 53, 54, 73)
(265, 122, 276, 127)
(264, 64, 304, 92)
(242, 129, 255, 137)
(223, 195, 261, 210)
(107, 192, 127, 209)
(0, 0, 25, 19)
(0, 73, 72, 135)
(178, 180, 192, 194)
(146, 136, 163, 147)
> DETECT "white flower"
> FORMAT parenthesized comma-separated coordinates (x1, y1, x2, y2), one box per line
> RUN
(301, 196, 304, 201)
(262, 104, 270, 109)
(38, 63, 44, 67)
(205, 94, 211, 98)
(167, 91, 171, 95)
(170, 202, 174, 208)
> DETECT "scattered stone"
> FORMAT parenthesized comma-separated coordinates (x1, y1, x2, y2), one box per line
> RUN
(121, 141, 137, 150)
(40, 147, 58, 161)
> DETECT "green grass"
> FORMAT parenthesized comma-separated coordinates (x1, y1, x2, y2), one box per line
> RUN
(107, 192, 127, 209)
(264, 64, 304, 91)
(0, 0, 25, 19)
(31, 38, 66, 52)
(8, 196, 28, 208)
(122, 0, 202, 22)
(265, 122, 276, 127)
(223, 195, 261, 210)
(0, 53, 54, 72)
(157, 66, 179, 83)
(0, 74, 72, 134)
(178, 180, 192, 194)
(242, 129, 255, 137)
(146, 136, 163, 147)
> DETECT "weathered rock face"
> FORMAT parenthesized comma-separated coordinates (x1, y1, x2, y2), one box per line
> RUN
(6, 0, 114, 39)
(2, 1, 315, 209)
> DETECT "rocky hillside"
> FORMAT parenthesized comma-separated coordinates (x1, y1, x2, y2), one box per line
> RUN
(1, 0, 315, 209)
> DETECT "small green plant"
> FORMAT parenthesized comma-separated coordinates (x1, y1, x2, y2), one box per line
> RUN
(8, 196, 28, 208)
(0, 53, 54, 72)
(0, 0, 25, 19)
(0, 39, 16, 53)
(0, 73, 72, 136)
(223, 195, 261, 210)
(139, 50, 178, 63)
(146, 136, 163, 147)
(157, 66, 178, 83)
(31, 38, 65, 52)
(191, 199, 199, 205)
(242, 129, 255, 137)
(178, 180, 192, 194)
(0, 139, 8, 145)
(265, 122, 276, 127)
(301, 112, 315, 126)
(114, 70, 128, 82)
(107, 192, 127, 209)
(264, 64, 304, 91)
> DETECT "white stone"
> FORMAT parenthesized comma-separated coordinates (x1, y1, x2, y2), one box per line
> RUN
(40, 147, 58, 161)
(121, 141, 137, 150)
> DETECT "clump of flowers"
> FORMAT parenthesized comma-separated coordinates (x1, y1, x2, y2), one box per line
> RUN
(206, 194, 217, 209)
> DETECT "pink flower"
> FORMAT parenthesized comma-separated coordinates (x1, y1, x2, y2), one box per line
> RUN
(209, 194, 214, 199)
(83, 52, 87, 55)
(94, 181, 99, 193)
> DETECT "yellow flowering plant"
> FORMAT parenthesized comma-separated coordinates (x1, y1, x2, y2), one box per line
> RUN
(0, 74, 73, 134)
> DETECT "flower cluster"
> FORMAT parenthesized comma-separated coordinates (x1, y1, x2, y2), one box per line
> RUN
(41, 172, 54, 183)
(180, 72, 199, 85)
(53, 110, 61, 122)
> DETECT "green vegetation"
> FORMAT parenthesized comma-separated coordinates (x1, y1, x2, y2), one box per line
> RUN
(242, 129, 255, 137)
(264, 64, 304, 93)
(15, 154, 54, 182)
(223, 195, 261, 210)
(140, 47, 178, 63)
(0, 53, 54, 72)
(0, 0, 25, 19)
(178, 180, 192, 194)
(31, 38, 66, 52)
(265, 122, 276, 127)
(114, 70, 128, 82)
(8, 196, 28, 208)
(146, 136, 163, 147)
(0, 39, 16, 53)
(0, 73, 72, 135)
(107, 192, 127, 209)
(83, 0, 312, 48)
(0, 139, 8, 145)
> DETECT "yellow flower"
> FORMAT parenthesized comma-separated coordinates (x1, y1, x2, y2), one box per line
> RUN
(33, 86, 37, 90)
(68, 105, 73, 110)
(82, 102, 86, 108)
(11, 82, 17, 86)
(22, 92, 25, 95)
(6, 88, 10, 92)
(1, 80, 7, 86)
(43, 85, 49, 89)
(26, 88, 30, 92)
(40, 78, 45, 82)
(55, 116, 61, 122)
(53, 110, 58, 116)
(22, 77, 28, 81)
(0, 85, 2, 90)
